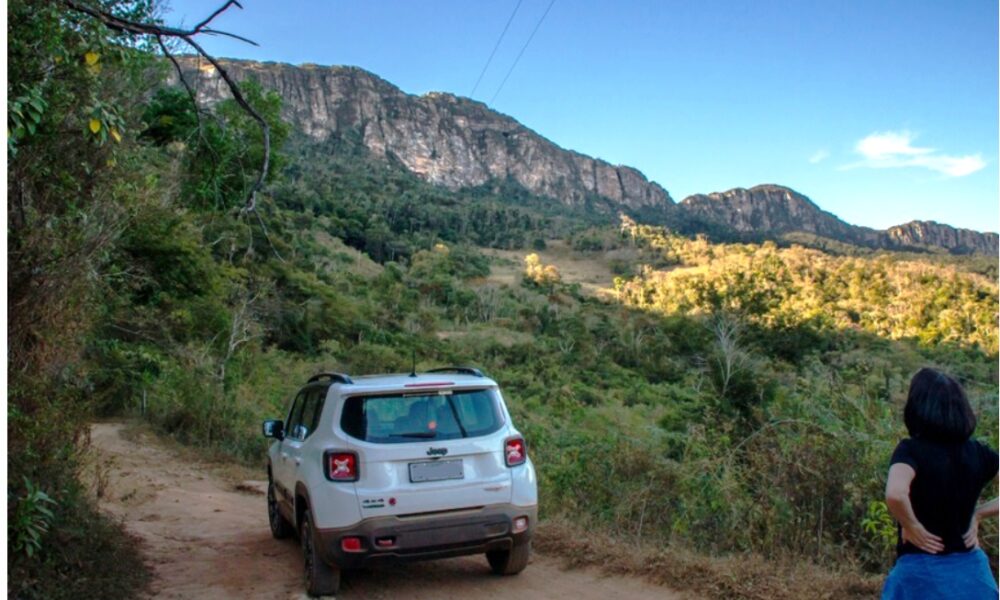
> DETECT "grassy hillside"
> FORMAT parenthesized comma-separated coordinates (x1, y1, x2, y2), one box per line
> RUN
(8, 4, 998, 597)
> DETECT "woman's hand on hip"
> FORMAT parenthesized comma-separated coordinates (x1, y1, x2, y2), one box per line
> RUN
(963, 514, 979, 549)
(902, 523, 944, 554)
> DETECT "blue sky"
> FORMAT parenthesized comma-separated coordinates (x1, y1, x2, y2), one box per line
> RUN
(166, 0, 999, 232)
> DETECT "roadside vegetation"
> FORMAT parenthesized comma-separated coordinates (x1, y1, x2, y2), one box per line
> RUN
(9, 2, 160, 597)
(8, 1, 998, 598)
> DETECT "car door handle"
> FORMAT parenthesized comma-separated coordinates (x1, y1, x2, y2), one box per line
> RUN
(280, 452, 289, 461)
(293, 457, 301, 466)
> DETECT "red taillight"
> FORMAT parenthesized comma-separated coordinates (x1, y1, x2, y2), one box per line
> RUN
(341, 536, 363, 552)
(325, 451, 359, 481)
(505, 437, 526, 467)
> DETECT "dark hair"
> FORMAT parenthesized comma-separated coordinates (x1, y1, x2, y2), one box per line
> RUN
(904, 368, 976, 443)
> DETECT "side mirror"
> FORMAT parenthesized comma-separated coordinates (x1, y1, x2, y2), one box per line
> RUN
(263, 419, 284, 440)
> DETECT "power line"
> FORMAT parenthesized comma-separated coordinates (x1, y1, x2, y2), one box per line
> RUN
(469, 0, 525, 99)
(489, 0, 557, 105)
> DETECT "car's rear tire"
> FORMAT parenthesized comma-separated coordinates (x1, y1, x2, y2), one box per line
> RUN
(267, 477, 293, 540)
(301, 509, 340, 596)
(487, 540, 531, 575)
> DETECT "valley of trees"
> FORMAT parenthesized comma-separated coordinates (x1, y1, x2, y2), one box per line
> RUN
(8, 2, 998, 599)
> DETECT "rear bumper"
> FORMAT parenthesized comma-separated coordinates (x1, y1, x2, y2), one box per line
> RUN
(314, 503, 537, 569)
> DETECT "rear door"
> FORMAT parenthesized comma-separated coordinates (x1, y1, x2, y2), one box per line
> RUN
(340, 388, 512, 518)
(281, 385, 327, 492)
(274, 389, 306, 502)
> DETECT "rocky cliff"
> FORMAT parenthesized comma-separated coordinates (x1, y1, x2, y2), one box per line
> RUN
(173, 57, 673, 213)
(681, 185, 998, 255)
(885, 221, 999, 255)
(681, 185, 880, 246)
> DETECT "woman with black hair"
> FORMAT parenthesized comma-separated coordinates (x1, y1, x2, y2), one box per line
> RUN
(882, 368, 999, 599)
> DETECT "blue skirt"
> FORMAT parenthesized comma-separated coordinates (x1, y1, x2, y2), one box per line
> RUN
(882, 549, 998, 600)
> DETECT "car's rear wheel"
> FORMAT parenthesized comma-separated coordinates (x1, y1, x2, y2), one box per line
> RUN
(267, 476, 293, 539)
(487, 540, 531, 575)
(301, 509, 340, 596)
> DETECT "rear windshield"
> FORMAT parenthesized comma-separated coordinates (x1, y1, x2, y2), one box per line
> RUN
(340, 388, 504, 444)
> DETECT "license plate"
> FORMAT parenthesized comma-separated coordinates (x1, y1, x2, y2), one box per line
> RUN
(409, 459, 464, 483)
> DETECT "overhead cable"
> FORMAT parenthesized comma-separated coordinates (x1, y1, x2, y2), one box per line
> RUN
(489, 0, 557, 105)
(470, 0, 525, 99)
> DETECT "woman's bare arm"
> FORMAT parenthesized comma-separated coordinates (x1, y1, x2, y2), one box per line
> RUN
(976, 498, 999, 519)
(885, 463, 944, 554)
(963, 498, 999, 548)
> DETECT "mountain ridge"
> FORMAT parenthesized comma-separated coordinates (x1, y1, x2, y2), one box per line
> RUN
(680, 183, 878, 246)
(170, 57, 998, 255)
(679, 184, 998, 254)
(174, 57, 673, 215)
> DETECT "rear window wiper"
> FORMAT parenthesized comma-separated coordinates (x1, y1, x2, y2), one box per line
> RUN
(394, 431, 437, 438)
(445, 396, 468, 438)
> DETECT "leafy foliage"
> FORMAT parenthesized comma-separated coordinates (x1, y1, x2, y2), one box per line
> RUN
(614, 219, 999, 355)
(140, 87, 199, 146)
(269, 130, 603, 264)
(523, 253, 562, 288)
(9, 478, 57, 559)
(8, 3, 160, 596)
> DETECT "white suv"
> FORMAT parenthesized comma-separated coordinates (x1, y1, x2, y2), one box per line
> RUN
(262, 367, 538, 596)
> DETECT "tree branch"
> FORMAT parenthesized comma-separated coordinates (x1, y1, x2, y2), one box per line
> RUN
(62, 0, 272, 217)
(192, 0, 242, 33)
(200, 28, 260, 47)
(155, 34, 201, 129)
(250, 205, 284, 261)
(64, 0, 238, 39)
(180, 34, 270, 213)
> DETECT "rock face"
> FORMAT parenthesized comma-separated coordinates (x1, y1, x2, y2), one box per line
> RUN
(172, 57, 673, 213)
(885, 221, 999, 255)
(681, 185, 999, 254)
(681, 184, 879, 245)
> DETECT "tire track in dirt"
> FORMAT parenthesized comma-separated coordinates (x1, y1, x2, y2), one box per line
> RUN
(89, 422, 685, 599)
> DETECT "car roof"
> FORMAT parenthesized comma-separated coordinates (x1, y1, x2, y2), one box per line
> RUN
(329, 372, 498, 395)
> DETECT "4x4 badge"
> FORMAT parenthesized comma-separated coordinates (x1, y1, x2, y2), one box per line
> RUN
(426, 447, 448, 457)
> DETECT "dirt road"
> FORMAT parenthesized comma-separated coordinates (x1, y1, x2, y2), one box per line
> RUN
(89, 422, 684, 599)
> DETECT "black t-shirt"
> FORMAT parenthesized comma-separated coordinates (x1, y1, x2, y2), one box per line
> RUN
(890, 437, 999, 556)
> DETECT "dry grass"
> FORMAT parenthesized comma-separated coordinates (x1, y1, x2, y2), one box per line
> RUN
(481, 240, 618, 298)
(535, 517, 882, 600)
(435, 325, 536, 348)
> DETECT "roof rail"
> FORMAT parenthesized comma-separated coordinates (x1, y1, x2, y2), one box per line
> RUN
(307, 372, 354, 385)
(425, 366, 485, 378)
